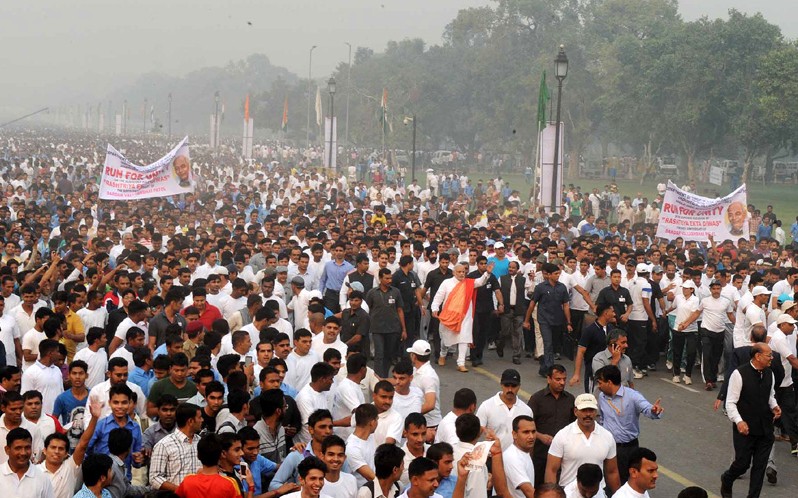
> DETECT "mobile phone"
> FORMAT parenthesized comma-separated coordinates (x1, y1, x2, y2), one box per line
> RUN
(244, 356, 253, 368)
(240, 462, 248, 475)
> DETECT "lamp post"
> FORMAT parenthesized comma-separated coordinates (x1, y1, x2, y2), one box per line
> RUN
(306, 45, 317, 148)
(344, 42, 352, 149)
(167, 92, 172, 139)
(404, 115, 417, 182)
(551, 45, 568, 213)
(328, 76, 336, 173)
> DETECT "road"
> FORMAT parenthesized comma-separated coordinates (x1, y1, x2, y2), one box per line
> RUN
(432, 352, 798, 498)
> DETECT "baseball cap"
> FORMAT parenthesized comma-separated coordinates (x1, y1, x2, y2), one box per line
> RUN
(752, 286, 772, 297)
(348, 281, 365, 292)
(574, 393, 599, 411)
(494, 241, 505, 249)
(651, 265, 664, 274)
(500, 369, 521, 386)
(777, 314, 797, 325)
(682, 280, 697, 290)
(226, 264, 237, 274)
(635, 263, 650, 274)
(486, 239, 496, 246)
(781, 301, 797, 313)
(406, 340, 432, 356)
(625, 260, 636, 268)
(290, 276, 305, 287)
(709, 280, 722, 287)
(214, 266, 229, 276)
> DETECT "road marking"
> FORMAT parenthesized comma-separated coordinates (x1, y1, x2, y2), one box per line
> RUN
(658, 377, 701, 393)
(472, 366, 717, 497)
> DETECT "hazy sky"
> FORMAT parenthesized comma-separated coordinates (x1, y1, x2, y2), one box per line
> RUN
(1, 0, 796, 116)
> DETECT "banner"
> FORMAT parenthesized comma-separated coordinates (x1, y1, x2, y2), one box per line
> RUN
(99, 137, 194, 200)
(656, 181, 748, 242)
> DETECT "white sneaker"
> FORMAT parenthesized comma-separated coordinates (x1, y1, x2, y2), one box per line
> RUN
(633, 369, 644, 379)
(666, 360, 673, 370)
(683, 376, 692, 385)
(672, 375, 681, 383)
(487, 342, 497, 350)
(718, 373, 725, 382)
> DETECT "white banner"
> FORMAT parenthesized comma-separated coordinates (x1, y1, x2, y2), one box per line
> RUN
(538, 122, 563, 213)
(656, 181, 748, 242)
(99, 137, 194, 200)
(709, 166, 724, 186)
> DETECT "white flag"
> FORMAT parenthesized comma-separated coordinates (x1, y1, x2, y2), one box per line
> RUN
(315, 87, 323, 127)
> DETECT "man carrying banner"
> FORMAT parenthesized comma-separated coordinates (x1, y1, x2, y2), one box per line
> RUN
(431, 262, 495, 373)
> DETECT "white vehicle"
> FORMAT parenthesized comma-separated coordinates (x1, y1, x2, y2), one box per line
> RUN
(431, 150, 454, 165)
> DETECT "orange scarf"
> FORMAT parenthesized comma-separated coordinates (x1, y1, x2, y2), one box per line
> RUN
(438, 278, 476, 332)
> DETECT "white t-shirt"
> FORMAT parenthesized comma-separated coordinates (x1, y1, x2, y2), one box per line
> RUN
(502, 444, 535, 498)
(434, 411, 459, 446)
(564, 479, 606, 498)
(612, 482, 650, 498)
(295, 385, 330, 444)
(374, 408, 404, 446)
(39, 457, 79, 498)
(285, 350, 321, 390)
(769, 329, 796, 388)
(698, 296, 734, 333)
(476, 393, 533, 450)
(548, 421, 617, 488)
(323, 474, 358, 498)
(345, 433, 376, 488)
(411, 363, 441, 426)
(21, 329, 46, 371)
(332, 378, 365, 439)
(72, 347, 108, 389)
(392, 387, 424, 423)
(673, 294, 700, 333)
(628, 277, 652, 321)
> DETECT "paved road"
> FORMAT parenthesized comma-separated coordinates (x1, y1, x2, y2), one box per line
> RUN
(433, 353, 798, 498)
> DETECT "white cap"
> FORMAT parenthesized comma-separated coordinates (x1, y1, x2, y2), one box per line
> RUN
(777, 314, 797, 325)
(635, 263, 650, 274)
(494, 241, 505, 249)
(752, 286, 772, 297)
(406, 340, 432, 356)
(574, 394, 599, 411)
(682, 281, 697, 290)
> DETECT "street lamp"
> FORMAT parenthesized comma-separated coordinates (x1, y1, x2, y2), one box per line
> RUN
(551, 45, 568, 213)
(306, 45, 317, 148)
(403, 115, 417, 182)
(328, 76, 336, 173)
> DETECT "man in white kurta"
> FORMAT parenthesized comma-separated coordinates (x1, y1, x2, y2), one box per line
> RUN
(431, 262, 493, 370)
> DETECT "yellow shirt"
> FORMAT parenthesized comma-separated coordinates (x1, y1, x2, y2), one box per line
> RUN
(61, 308, 85, 363)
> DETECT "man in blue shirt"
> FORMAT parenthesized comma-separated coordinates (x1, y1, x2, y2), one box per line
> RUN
(53, 359, 89, 427)
(128, 348, 154, 396)
(319, 242, 354, 314)
(240, 426, 293, 497)
(88, 384, 143, 480)
(595, 364, 663, 484)
(488, 242, 511, 278)
(427, 442, 458, 498)
(73, 454, 114, 498)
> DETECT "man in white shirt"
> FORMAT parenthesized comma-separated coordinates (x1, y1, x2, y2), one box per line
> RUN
(695, 281, 736, 390)
(502, 415, 537, 498)
(408, 341, 441, 440)
(286, 330, 321, 390)
(346, 404, 378, 488)
(332, 354, 367, 439)
(296, 362, 336, 445)
(391, 360, 424, 423)
(85, 357, 147, 423)
(613, 448, 658, 498)
(545, 394, 620, 493)
(72, 328, 108, 390)
(20, 340, 64, 415)
(476, 369, 533, 450)
(372, 380, 403, 446)
(435, 388, 477, 447)
(312, 317, 348, 360)
(768, 314, 798, 453)
(733, 286, 770, 348)
(563, 463, 605, 498)
(0, 426, 54, 498)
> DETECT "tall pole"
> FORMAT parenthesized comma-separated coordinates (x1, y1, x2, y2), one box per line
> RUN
(345, 42, 352, 149)
(168, 93, 173, 139)
(329, 83, 336, 174)
(306, 45, 317, 148)
(411, 114, 417, 183)
(551, 79, 563, 213)
(123, 100, 128, 135)
(214, 91, 220, 150)
(143, 98, 148, 135)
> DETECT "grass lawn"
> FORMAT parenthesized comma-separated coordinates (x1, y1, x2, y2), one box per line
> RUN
(459, 171, 798, 224)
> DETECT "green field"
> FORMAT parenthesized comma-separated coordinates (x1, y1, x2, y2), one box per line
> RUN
(458, 172, 798, 224)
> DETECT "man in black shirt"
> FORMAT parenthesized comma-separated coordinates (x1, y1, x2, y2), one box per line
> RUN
(570, 304, 616, 393)
(339, 290, 371, 359)
(392, 255, 424, 349)
(468, 255, 503, 367)
(596, 269, 632, 329)
(525, 262, 571, 376)
(423, 253, 453, 360)
(646, 266, 667, 371)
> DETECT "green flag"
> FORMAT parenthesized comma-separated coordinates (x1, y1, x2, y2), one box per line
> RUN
(537, 71, 550, 129)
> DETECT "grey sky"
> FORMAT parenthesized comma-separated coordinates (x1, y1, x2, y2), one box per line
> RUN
(0, 1, 795, 117)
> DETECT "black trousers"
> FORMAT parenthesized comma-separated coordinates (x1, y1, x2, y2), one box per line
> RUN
(323, 289, 341, 314)
(616, 439, 639, 484)
(701, 329, 724, 383)
(672, 332, 698, 377)
(571, 309, 587, 341)
(402, 307, 419, 351)
(776, 386, 798, 443)
(428, 315, 441, 358)
(472, 311, 496, 362)
(722, 428, 774, 498)
(627, 320, 649, 369)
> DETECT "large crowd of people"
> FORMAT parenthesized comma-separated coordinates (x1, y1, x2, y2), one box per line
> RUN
(0, 127, 793, 498)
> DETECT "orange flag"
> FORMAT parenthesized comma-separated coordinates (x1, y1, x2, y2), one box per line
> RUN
(244, 94, 250, 122)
